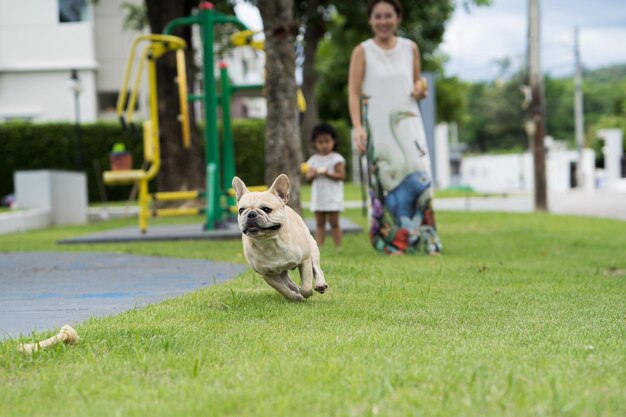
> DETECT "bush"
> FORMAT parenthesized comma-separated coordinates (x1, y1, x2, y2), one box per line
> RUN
(0, 121, 137, 202)
(0, 118, 350, 203)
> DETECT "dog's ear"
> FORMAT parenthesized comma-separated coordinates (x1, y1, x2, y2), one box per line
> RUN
(269, 174, 290, 204)
(232, 176, 249, 201)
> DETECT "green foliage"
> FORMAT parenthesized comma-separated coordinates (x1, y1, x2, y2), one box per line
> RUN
(436, 76, 469, 123)
(227, 118, 265, 185)
(121, 1, 147, 31)
(0, 209, 625, 416)
(460, 72, 528, 152)
(315, 1, 491, 124)
(0, 122, 139, 202)
(544, 75, 575, 144)
(459, 63, 626, 152)
(0, 119, 351, 202)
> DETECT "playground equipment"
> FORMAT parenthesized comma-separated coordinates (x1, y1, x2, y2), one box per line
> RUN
(102, 34, 196, 233)
(163, 2, 271, 231)
(105, 2, 305, 233)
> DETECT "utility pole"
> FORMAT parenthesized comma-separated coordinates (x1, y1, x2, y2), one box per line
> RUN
(574, 26, 585, 188)
(528, 0, 547, 211)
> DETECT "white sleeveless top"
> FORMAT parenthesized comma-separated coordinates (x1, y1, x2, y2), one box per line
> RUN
(361, 37, 432, 191)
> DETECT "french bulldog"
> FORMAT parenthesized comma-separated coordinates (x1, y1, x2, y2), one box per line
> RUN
(232, 174, 328, 301)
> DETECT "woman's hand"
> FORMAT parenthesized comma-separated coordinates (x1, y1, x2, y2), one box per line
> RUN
(412, 77, 428, 100)
(354, 126, 368, 154)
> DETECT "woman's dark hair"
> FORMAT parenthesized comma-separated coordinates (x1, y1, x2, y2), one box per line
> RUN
(367, 0, 403, 18)
(311, 122, 338, 151)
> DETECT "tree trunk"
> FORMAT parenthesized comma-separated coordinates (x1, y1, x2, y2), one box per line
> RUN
(258, 0, 303, 212)
(145, 0, 203, 194)
(299, 0, 324, 158)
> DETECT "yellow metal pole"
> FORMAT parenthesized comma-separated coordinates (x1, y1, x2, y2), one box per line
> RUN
(176, 49, 191, 149)
(154, 190, 200, 201)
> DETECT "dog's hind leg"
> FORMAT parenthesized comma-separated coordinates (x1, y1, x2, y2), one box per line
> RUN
(263, 272, 305, 302)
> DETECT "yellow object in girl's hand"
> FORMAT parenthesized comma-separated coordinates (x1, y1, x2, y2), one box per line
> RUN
(300, 162, 309, 174)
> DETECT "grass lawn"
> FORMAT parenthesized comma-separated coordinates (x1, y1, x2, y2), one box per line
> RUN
(0, 209, 624, 417)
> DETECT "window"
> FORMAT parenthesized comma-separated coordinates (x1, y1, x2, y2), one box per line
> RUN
(58, 0, 88, 23)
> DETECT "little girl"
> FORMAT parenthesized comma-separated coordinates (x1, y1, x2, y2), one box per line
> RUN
(305, 123, 346, 248)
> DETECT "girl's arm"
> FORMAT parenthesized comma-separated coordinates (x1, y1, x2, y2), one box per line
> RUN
(305, 168, 318, 181)
(324, 162, 346, 181)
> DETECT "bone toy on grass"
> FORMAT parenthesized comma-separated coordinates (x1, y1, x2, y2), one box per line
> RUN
(18, 325, 80, 355)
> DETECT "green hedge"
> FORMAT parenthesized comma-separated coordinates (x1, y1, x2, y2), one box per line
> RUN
(0, 122, 138, 202)
(0, 119, 351, 203)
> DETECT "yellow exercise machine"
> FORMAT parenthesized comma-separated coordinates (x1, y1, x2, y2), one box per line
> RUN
(102, 34, 196, 233)
(104, 5, 306, 234)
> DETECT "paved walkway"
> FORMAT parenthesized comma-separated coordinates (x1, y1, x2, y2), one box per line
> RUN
(0, 253, 246, 340)
(330, 191, 626, 222)
(431, 191, 626, 221)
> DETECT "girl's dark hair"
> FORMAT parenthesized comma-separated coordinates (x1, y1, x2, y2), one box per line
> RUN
(311, 122, 338, 151)
(367, 0, 403, 18)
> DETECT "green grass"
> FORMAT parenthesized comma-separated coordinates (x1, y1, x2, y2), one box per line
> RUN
(1, 210, 625, 417)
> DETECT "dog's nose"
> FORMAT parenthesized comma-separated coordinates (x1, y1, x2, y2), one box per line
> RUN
(247, 211, 257, 219)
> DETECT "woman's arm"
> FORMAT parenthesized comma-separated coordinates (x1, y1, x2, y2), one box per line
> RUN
(411, 41, 428, 100)
(348, 45, 367, 153)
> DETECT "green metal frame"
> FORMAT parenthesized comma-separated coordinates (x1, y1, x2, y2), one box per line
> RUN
(163, 2, 262, 230)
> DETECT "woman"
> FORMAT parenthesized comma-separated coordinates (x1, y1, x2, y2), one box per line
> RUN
(348, 0, 442, 255)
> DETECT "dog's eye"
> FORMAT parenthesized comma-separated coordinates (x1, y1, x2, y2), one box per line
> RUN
(238, 208, 245, 214)
(261, 207, 272, 214)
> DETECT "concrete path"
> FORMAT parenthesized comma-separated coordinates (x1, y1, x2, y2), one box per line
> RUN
(0, 253, 247, 340)
(432, 191, 626, 221)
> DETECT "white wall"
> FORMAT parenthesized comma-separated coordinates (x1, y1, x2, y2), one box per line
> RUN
(0, 0, 146, 122)
(15, 170, 88, 225)
(93, 0, 147, 120)
(460, 148, 596, 194)
(0, 0, 98, 121)
(0, 70, 97, 121)
(0, 0, 266, 123)
(461, 153, 533, 193)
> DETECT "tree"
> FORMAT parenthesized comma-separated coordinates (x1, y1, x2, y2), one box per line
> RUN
(257, 0, 304, 211)
(461, 71, 528, 152)
(436, 76, 469, 124)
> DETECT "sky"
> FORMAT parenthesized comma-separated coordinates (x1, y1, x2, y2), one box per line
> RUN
(441, 0, 626, 81)
(234, 0, 626, 82)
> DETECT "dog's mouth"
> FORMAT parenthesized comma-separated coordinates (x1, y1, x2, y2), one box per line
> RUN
(243, 223, 281, 235)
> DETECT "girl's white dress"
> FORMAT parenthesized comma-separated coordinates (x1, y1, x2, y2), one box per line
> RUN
(306, 152, 345, 212)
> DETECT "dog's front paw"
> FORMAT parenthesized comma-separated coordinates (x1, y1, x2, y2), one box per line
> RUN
(314, 283, 328, 294)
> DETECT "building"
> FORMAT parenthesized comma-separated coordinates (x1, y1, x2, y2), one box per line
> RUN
(0, 0, 265, 123)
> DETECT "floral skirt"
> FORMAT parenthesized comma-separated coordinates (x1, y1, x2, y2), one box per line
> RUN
(368, 169, 442, 255)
